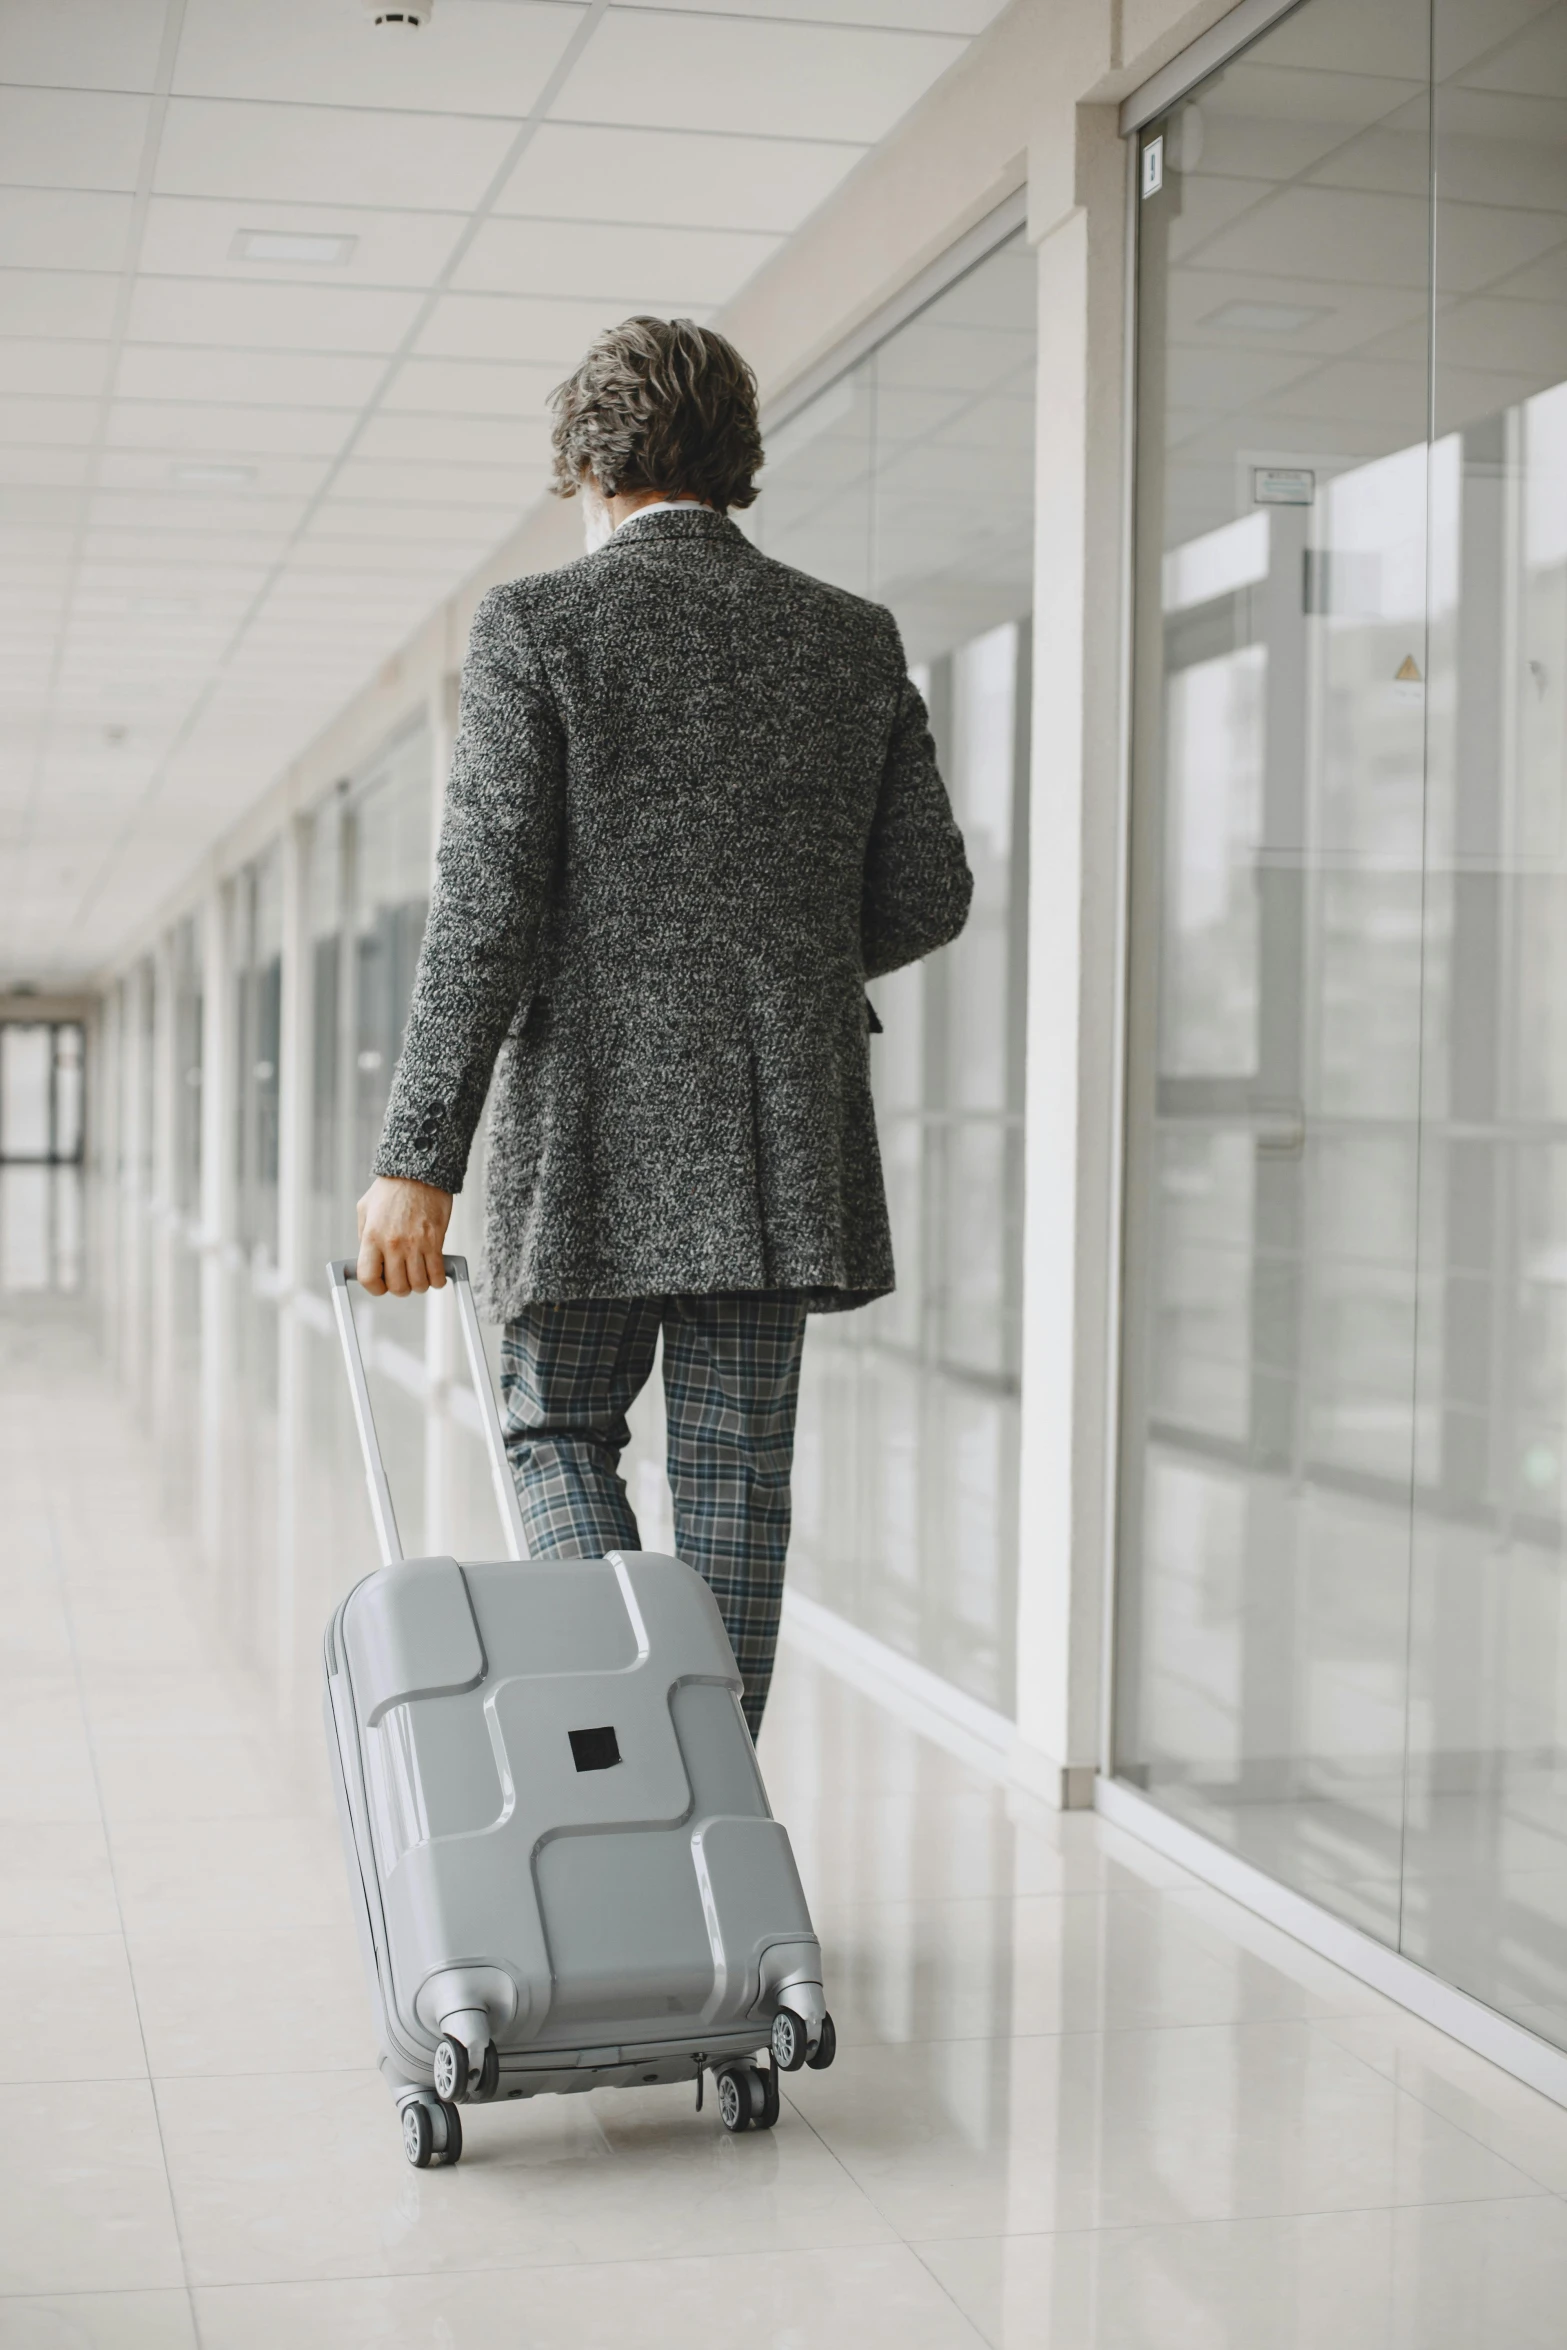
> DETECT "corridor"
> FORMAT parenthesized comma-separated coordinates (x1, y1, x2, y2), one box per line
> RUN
(8, 1179, 1567, 2346)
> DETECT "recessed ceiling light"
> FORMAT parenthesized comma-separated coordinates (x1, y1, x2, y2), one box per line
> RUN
(172, 462, 257, 489)
(231, 229, 358, 266)
(1200, 299, 1326, 336)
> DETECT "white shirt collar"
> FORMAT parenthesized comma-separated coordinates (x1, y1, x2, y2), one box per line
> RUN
(614, 498, 712, 531)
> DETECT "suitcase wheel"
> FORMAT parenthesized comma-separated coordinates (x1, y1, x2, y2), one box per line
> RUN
(770, 2008, 810, 2072)
(807, 2013, 837, 2072)
(435, 2033, 499, 2105)
(402, 2098, 463, 2168)
(716, 2064, 779, 2134)
(433, 2036, 468, 2103)
(716, 2068, 752, 2133)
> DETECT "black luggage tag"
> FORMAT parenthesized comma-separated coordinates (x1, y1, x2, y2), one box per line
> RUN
(569, 1725, 621, 1771)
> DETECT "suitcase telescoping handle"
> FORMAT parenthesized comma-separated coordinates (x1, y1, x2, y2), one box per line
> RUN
(326, 1255, 527, 1569)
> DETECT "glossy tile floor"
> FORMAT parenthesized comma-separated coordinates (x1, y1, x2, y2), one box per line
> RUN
(12, 1205, 1567, 2342)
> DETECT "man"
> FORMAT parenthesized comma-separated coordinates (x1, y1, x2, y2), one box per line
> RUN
(356, 315, 971, 1737)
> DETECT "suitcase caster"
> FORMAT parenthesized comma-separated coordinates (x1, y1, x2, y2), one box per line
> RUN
(772, 2006, 836, 2073)
(402, 2097, 463, 2168)
(716, 2064, 779, 2134)
(434, 2035, 500, 2104)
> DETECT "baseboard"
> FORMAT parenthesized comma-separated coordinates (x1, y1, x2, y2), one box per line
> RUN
(778, 1589, 1084, 1809)
(1095, 1775, 1567, 2111)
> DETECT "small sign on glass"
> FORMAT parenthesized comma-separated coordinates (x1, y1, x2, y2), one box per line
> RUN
(1253, 466, 1314, 507)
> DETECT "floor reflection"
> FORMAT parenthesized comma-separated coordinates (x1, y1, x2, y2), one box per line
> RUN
(0, 1163, 82, 1292)
(7, 1181, 1567, 2343)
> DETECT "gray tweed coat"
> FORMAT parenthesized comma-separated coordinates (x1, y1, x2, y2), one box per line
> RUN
(374, 505, 972, 1317)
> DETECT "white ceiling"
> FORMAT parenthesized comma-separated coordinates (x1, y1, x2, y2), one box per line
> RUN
(0, 0, 1002, 984)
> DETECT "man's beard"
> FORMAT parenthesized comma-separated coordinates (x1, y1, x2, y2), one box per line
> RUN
(581, 485, 614, 553)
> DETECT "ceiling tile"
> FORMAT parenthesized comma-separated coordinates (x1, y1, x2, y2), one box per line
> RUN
(112, 343, 385, 405)
(1463, 7, 1567, 100)
(98, 449, 333, 500)
(0, 0, 169, 92)
(611, 0, 999, 27)
(0, 269, 121, 340)
(0, 396, 101, 448)
(82, 514, 294, 559)
(452, 216, 782, 305)
(104, 401, 358, 458)
(125, 275, 423, 353)
(0, 341, 111, 397)
(138, 195, 468, 288)
(0, 449, 93, 487)
(380, 355, 565, 415)
(0, 87, 151, 191)
(305, 497, 500, 545)
(414, 290, 675, 364)
(174, 0, 585, 116)
(1193, 184, 1434, 289)
(331, 454, 546, 507)
(1435, 197, 1567, 295)
(284, 532, 485, 570)
(550, 10, 967, 142)
(0, 190, 135, 273)
(356, 409, 549, 463)
(0, 485, 85, 531)
(155, 97, 522, 210)
(495, 121, 863, 234)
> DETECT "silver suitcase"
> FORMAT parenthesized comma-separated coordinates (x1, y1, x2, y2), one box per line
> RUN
(323, 1255, 834, 2169)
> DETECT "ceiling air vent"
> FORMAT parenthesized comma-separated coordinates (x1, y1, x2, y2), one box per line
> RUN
(362, 0, 432, 20)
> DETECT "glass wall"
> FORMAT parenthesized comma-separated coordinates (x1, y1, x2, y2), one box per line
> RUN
(1117, 0, 1567, 2045)
(171, 914, 202, 1220)
(234, 849, 282, 1264)
(746, 229, 1035, 1715)
(0, 1021, 85, 1165)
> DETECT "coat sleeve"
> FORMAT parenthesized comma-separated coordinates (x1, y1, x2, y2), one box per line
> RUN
(372, 587, 563, 1194)
(860, 632, 974, 981)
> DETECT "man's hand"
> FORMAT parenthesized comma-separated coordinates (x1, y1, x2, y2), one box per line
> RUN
(356, 1176, 453, 1297)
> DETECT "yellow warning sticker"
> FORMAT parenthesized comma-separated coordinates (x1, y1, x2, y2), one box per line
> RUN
(1394, 654, 1422, 683)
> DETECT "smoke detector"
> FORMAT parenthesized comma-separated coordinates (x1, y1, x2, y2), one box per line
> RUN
(363, 0, 432, 20)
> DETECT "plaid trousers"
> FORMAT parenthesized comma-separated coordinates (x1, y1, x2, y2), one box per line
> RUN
(499, 1295, 808, 1736)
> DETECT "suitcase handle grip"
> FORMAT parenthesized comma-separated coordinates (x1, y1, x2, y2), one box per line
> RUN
(325, 1254, 527, 1569)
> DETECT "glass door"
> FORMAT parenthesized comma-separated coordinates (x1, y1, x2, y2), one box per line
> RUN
(1398, 0, 1567, 2046)
(1115, 0, 1435, 1941)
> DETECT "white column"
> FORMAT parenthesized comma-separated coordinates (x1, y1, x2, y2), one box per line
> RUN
(275, 813, 310, 1293)
(98, 983, 122, 1185)
(197, 882, 234, 1566)
(95, 984, 123, 1324)
(1013, 106, 1129, 1806)
(199, 882, 233, 1250)
(122, 959, 151, 1201)
(150, 930, 177, 1215)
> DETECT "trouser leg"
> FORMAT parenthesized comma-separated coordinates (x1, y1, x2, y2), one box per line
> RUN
(499, 1300, 662, 1559)
(660, 1294, 808, 1739)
